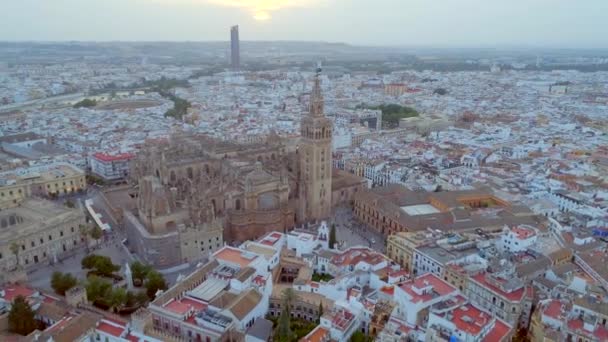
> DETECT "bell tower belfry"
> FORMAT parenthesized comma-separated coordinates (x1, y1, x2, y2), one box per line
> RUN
(299, 65, 333, 221)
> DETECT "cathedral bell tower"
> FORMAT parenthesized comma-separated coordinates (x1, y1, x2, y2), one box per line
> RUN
(299, 65, 333, 222)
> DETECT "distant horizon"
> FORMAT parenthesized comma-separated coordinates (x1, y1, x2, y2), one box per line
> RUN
(2, 0, 608, 49)
(1, 40, 608, 51)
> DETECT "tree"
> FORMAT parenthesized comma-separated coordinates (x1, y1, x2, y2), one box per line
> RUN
(89, 226, 103, 247)
(65, 199, 75, 208)
(145, 270, 167, 299)
(10, 242, 20, 268)
(51, 272, 78, 295)
(107, 287, 127, 312)
(131, 261, 152, 283)
(85, 276, 112, 303)
(73, 98, 97, 108)
(281, 288, 298, 311)
(350, 331, 371, 342)
(277, 307, 292, 342)
(135, 291, 149, 306)
(81, 254, 98, 269)
(93, 256, 120, 277)
(81, 254, 119, 277)
(8, 295, 38, 335)
(329, 223, 337, 249)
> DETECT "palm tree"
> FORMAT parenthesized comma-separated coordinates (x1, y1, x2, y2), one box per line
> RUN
(281, 287, 298, 311)
(10, 242, 20, 269)
(277, 288, 299, 342)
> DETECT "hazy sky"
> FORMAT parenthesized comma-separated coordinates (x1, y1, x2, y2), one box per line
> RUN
(2, 0, 607, 47)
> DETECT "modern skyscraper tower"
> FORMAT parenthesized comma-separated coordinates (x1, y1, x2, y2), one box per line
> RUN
(230, 25, 240, 71)
(299, 64, 333, 221)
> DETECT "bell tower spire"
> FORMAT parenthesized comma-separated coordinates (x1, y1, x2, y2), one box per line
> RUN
(310, 62, 324, 117)
(298, 63, 333, 222)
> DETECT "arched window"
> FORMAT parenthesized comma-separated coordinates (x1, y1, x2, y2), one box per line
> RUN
(235, 199, 241, 211)
(322, 127, 326, 138)
(170, 171, 176, 182)
(187, 167, 193, 179)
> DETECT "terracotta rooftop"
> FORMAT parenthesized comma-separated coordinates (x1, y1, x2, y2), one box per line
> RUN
(449, 303, 494, 336)
(331, 247, 387, 268)
(399, 273, 457, 304)
(511, 226, 536, 240)
(300, 326, 329, 342)
(214, 246, 259, 268)
(481, 318, 512, 342)
(97, 321, 125, 337)
(164, 297, 207, 316)
(1, 285, 35, 302)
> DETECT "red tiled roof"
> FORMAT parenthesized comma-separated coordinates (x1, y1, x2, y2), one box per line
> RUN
(300, 326, 329, 342)
(97, 321, 125, 337)
(332, 247, 387, 267)
(512, 226, 536, 240)
(481, 319, 512, 342)
(164, 297, 207, 316)
(567, 318, 608, 340)
(541, 299, 564, 319)
(399, 273, 456, 304)
(214, 246, 259, 268)
(1, 285, 35, 302)
(93, 152, 135, 162)
(380, 285, 394, 296)
(450, 304, 493, 336)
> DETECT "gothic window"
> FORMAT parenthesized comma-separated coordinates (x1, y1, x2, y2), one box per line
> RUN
(155, 170, 160, 178)
(170, 171, 176, 182)
(187, 167, 193, 179)
(235, 199, 241, 211)
(322, 127, 325, 138)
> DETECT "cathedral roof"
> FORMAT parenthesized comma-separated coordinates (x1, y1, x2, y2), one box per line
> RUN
(245, 162, 276, 185)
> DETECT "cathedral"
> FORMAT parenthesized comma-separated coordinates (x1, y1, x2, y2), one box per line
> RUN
(125, 68, 365, 267)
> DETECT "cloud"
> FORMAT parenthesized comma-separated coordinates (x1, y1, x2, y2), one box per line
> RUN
(171, 0, 325, 20)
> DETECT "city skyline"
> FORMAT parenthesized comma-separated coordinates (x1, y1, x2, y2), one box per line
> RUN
(1, 0, 608, 48)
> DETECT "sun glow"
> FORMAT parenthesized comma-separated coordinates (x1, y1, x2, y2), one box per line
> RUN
(164, 0, 324, 21)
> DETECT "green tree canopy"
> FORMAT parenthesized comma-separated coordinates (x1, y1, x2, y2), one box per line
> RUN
(90, 226, 103, 243)
(357, 103, 419, 128)
(51, 272, 78, 296)
(85, 276, 113, 303)
(350, 331, 373, 342)
(73, 98, 97, 108)
(107, 287, 127, 312)
(145, 270, 168, 299)
(131, 261, 152, 282)
(8, 295, 38, 336)
(135, 291, 149, 306)
(81, 254, 119, 277)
